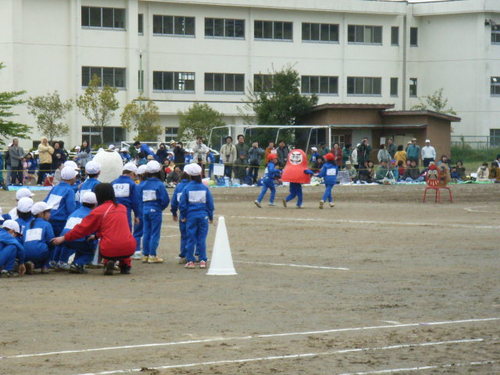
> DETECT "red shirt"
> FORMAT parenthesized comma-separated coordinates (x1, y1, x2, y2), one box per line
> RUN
(64, 201, 136, 258)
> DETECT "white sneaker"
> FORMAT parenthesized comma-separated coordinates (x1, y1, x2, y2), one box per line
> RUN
(329, 202, 335, 207)
(254, 200, 261, 208)
(132, 251, 142, 260)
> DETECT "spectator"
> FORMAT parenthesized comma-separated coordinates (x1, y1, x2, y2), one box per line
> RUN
(264, 141, 276, 161)
(219, 136, 237, 178)
(81, 140, 91, 154)
(489, 162, 498, 180)
(133, 141, 155, 159)
(397, 160, 406, 180)
(37, 137, 54, 185)
(403, 160, 422, 182)
(156, 143, 168, 164)
(494, 154, 500, 168)
(24, 153, 37, 185)
(166, 166, 182, 186)
(173, 141, 186, 168)
(377, 144, 391, 164)
(207, 149, 215, 179)
(437, 155, 451, 168)
(247, 141, 264, 184)
(358, 160, 374, 183)
(476, 162, 489, 181)
(119, 147, 131, 163)
(51, 141, 67, 171)
(276, 140, 289, 169)
(332, 143, 343, 168)
(344, 160, 357, 182)
(351, 144, 359, 170)
(75, 145, 92, 170)
(342, 144, 352, 166)
(421, 139, 436, 167)
(8, 138, 24, 185)
(394, 145, 407, 166)
(357, 138, 372, 168)
(406, 138, 420, 165)
(375, 160, 392, 182)
(234, 134, 249, 182)
(309, 146, 320, 163)
(192, 137, 209, 177)
(450, 160, 466, 181)
(311, 155, 324, 173)
(386, 138, 396, 158)
(318, 143, 330, 156)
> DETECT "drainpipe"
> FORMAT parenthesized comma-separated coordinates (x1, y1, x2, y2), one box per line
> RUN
(402, 13, 408, 110)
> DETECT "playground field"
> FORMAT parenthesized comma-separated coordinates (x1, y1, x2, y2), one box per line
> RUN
(0, 183, 499, 375)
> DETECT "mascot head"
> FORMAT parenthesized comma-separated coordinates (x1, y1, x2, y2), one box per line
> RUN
(281, 149, 311, 184)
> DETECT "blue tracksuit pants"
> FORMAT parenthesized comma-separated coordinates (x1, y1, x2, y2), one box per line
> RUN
(0, 245, 17, 271)
(50, 220, 66, 262)
(25, 247, 51, 268)
(126, 206, 132, 231)
(257, 181, 276, 204)
(321, 184, 334, 203)
(179, 220, 187, 258)
(285, 183, 303, 207)
(185, 215, 208, 263)
(143, 209, 162, 257)
(133, 219, 143, 252)
(64, 242, 97, 266)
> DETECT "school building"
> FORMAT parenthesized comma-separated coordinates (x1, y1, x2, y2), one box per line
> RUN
(0, 0, 499, 148)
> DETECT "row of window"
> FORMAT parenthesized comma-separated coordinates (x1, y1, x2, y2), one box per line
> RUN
(81, 6, 418, 45)
(492, 25, 500, 44)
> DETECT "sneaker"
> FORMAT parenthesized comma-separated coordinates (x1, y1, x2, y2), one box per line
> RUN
(177, 257, 187, 264)
(141, 256, 149, 263)
(120, 265, 131, 274)
(282, 199, 287, 208)
(148, 256, 164, 264)
(132, 251, 142, 260)
(319, 200, 324, 209)
(199, 260, 207, 269)
(185, 261, 195, 269)
(268, 202, 276, 206)
(104, 261, 115, 276)
(296, 205, 303, 209)
(329, 202, 335, 207)
(254, 200, 261, 208)
(25, 261, 34, 275)
(69, 263, 87, 274)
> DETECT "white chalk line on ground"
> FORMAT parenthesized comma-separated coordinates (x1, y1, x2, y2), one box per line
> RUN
(226, 215, 500, 230)
(463, 206, 500, 214)
(71, 338, 491, 375)
(2, 317, 498, 361)
(236, 260, 349, 271)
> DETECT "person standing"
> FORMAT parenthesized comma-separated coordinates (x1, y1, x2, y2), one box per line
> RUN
(111, 162, 140, 230)
(276, 140, 289, 169)
(192, 137, 209, 177)
(332, 143, 343, 168)
(8, 138, 24, 185)
(421, 139, 436, 167)
(356, 138, 372, 169)
(170, 170, 190, 263)
(219, 136, 237, 179)
(406, 138, 421, 165)
(386, 138, 397, 159)
(234, 134, 249, 182)
(37, 137, 54, 185)
(377, 144, 391, 164)
(51, 141, 67, 171)
(342, 144, 352, 166)
(173, 141, 186, 168)
(247, 141, 264, 184)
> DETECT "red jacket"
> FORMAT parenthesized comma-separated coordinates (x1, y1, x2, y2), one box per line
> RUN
(64, 201, 136, 258)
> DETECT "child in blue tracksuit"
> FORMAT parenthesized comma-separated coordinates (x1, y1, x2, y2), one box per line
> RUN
(0, 220, 25, 277)
(170, 171, 190, 263)
(23, 202, 54, 273)
(15, 197, 34, 235)
(207, 150, 215, 179)
(111, 162, 140, 230)
(141, 161, 169, 263)
(317, 153, 338, 209)
(254, 153, 281, 207)
(179, 163, 214, 269)
(59, 192, 98, 273)
(76, 161, 101, 206)
(132, 165, 148, 259)
(283, 173, 314, 208)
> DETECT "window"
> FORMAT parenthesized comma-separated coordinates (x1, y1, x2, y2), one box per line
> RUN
(302, 23, 339, 42)
(153, 71, 195, 92)
(410, 27, 418, 46)
(409, 78, 418, 97)
(492, 25, 500, 44)
(82, 126, 124, 145)
(301, 76, 338, 94)
(81, 66, 126, 88)
(390, 77, 398, 96)
(138, 70, 144, 93)
(165, 127, 178, 142)
(331, 135, 346, 149)
(81, 7, 125, 29)
(391, 26, 399, 45)
(138, 14, 144, 34)
(205, 73, 244, 93)
(490, 129, 500, 146)
(347, 25, 382, 44)
(153, 15, 195, 36)
(347, 77, 382, 95)
(491, 77, 500, 95)
(254, 74, 274, 92)
(205, 18, 244, 38)
(254, 20, 293, 40)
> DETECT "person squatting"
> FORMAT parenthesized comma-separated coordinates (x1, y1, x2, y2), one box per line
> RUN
(0, 161, 215, 277)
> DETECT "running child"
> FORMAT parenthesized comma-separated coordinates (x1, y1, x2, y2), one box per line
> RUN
(170, 169, 190, 263)
(23, 202, 54, 274)
(254, 153, 281, 207)
(141, 160, 170, 264)
(318, 153, 338, 209)
(179, 163, 214, 269)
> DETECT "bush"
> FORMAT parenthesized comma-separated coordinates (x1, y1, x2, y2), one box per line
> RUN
(451, 145, 500, 163)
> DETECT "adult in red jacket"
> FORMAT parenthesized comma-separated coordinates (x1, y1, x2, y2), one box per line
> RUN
(52, 183, 136, 275)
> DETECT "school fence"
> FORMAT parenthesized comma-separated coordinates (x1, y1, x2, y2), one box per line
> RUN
(451, 135, 500, 149)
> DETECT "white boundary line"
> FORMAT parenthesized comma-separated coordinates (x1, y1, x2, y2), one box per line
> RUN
(226, 215, 500, 230)
(236, 260, 349, 271)
(2, 317, 498, 361)
(71, 338, 490, 375)
(463, 206, 500, 214)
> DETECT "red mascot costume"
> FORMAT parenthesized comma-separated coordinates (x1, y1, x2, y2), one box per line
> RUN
(281, 149, 311, 184)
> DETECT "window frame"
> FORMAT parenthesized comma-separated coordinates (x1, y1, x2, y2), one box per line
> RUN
(152, 14, 195, 37)
(81, 66, 126, 89)
(138, 13, 144, 35)
(204, 73, 245, 93)
(301, 22, 339, 43)
(254, 20, 293, 41)
(490, 76, 500, 96)
(492, 25, 500, 44)
(346, 76, 382, 96)
(152, 71, 195, 92)
(390, 77, 399, 97)
(301, 75, 339, 95)
(391, 26, 399, 46)
(409, 78, 418, 97)
(410, 27, 418, 47)
(82, 126, 124, 145)
(347, 25, 383, 45)
(253, 74, 274, 92)
(81, 6, 126, 30)
(205, 17, 245, 39)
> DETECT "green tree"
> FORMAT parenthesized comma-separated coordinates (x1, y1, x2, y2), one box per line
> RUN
(411, 88, 457, 115)
(0, 63, 30, 145)
(76, 75, 119, 145)
(178, 103, 225, 140)
(121, 97, 162, 142)
(27, 91, 73, 142)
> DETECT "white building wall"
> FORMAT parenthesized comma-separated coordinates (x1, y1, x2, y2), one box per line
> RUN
(0, 0, 499, 149)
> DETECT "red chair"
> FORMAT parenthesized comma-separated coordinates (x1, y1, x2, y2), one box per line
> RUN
(423, 168, 453, 203)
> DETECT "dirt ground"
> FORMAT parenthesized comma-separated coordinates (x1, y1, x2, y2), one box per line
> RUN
(0, 183, 499, 375)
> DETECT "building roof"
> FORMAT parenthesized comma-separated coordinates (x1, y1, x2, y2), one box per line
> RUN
(382, 110, 461, 122)
(310, 103, 395, 112)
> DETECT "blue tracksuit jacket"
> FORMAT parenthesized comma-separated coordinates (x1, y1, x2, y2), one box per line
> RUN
(133, 179, 147, 251)
(16, 216, 34, 237)
(23, 218, 55, 267)
(111, 175, 140, 222)
(60, 206, 94, 243)
(318, 162, 338, 185)
(77, 177, 100, 203)
(0, 228, 25, 269)
(170, 179, 189, 217)
(141, 177, 169, 257)
(44, 181, 77, 223)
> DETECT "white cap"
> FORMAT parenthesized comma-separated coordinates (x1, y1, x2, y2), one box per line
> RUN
(61, 166, 78, 180)
(81, 191, 97, 205)
(311, 147, 318, 151)
(3, 220, 21, 234)
(108, 144, 115, 150)
(184, 163, 202, 176)
(64, 160, 79, 170)
(123, 162, 138, 173)
(16, 187, 34, 200)
(425, 139, 431, 143)
(136, 165, 148, 175)
(120, 147, 128, 152)
(75, 145, 81, 150)
(17, 197, 34, 213)
(146, 160, 161, 173)
(31, 201, 52, 215)
(85, 160, 101, 174)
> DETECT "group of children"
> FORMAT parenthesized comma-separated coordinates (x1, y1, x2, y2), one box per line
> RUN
(0, 158, 215, 277)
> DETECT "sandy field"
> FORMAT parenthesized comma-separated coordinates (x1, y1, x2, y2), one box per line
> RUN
(0, 183, 499, 375)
